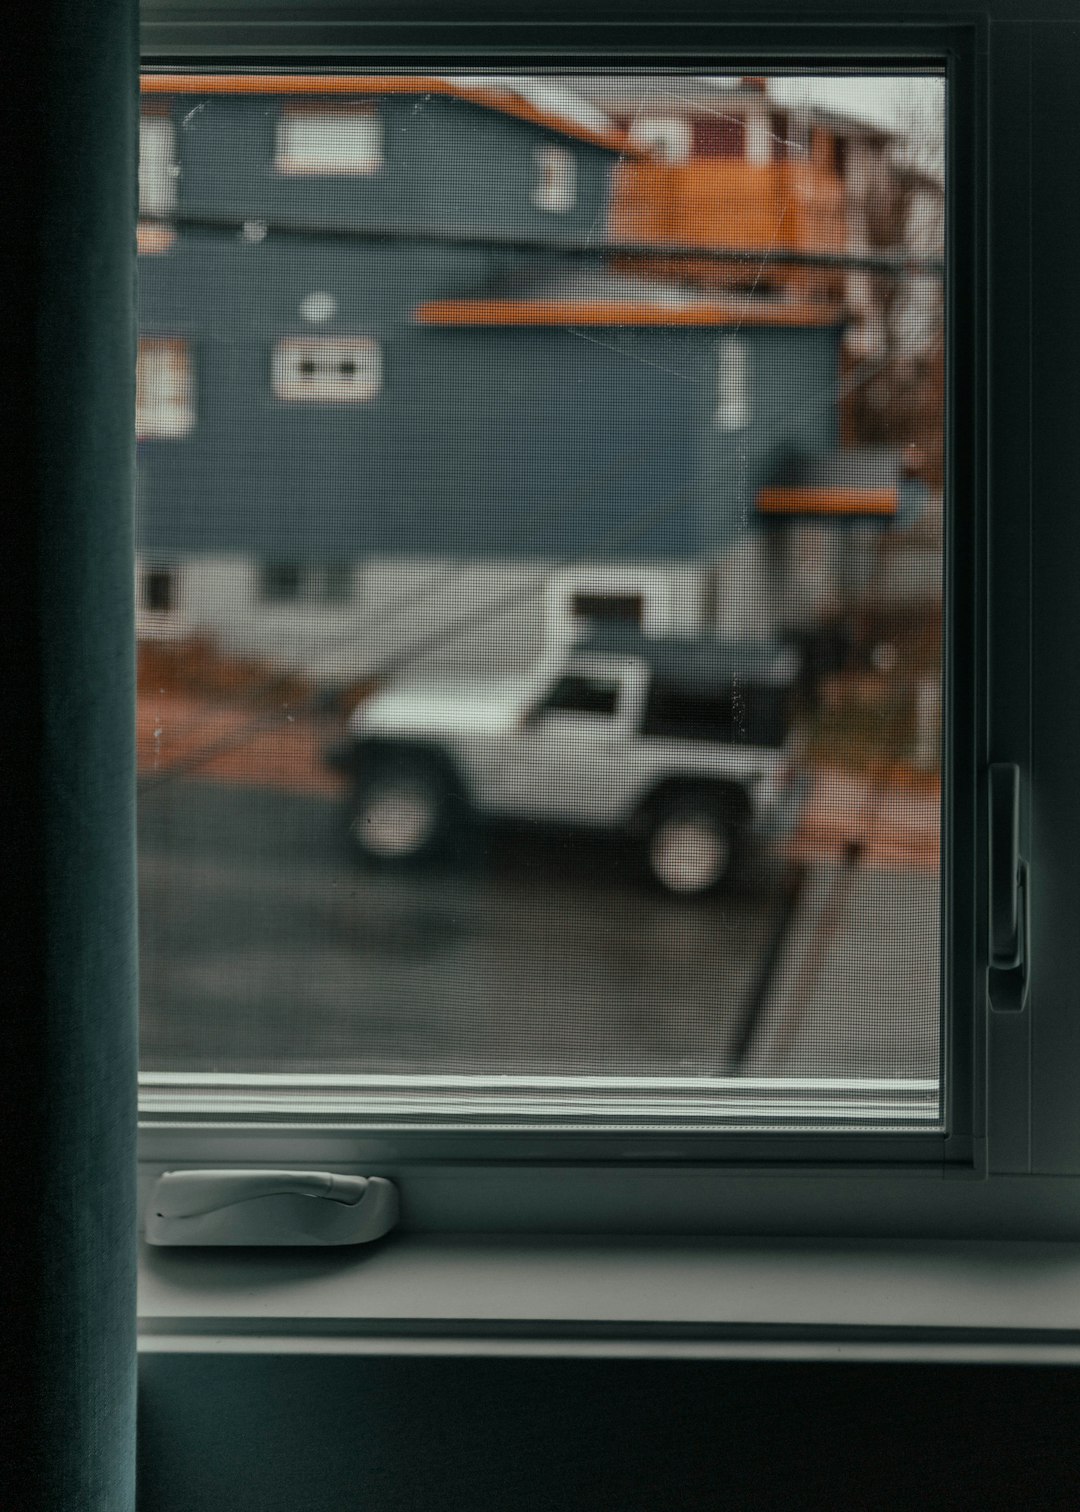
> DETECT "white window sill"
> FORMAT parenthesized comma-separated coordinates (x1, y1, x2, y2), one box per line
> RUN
(138, 1234, 1080, 1363)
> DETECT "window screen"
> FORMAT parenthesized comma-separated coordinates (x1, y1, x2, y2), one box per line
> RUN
(137, 70, 945, 1131)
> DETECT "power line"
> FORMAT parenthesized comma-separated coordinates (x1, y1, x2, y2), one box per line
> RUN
(141, 210, 945, 281)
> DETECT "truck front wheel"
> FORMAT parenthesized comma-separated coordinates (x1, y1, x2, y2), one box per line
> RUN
(645, 797, 737, 898)
(349, 756, 452, 866)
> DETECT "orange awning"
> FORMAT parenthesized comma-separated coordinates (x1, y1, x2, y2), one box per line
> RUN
(416, 297, 845, 328)
(756, 485, 898, 517)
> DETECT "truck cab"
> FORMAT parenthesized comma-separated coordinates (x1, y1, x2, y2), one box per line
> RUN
(328, 629, 809, 897)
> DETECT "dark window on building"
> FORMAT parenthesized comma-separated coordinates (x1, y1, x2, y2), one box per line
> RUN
(261, 561, 354, 604)
(570, 592, 645, 628)
(541, 674, 620, 718)
(770, 110, 789, 161)
(142, 566, 177, 614)
(692, 113, 745, 159)
(320, 561, 354, 603)
(262, 562, 303, 602)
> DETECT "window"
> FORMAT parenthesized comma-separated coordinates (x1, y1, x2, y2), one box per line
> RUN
(138, 111, 177, 216)
(692, 112, 745, 158)
(627, 116, 692, 163)
(260, 560, 355, 604)
(540, 673, 621, 717)
(532, 143, 577, 211)
(272, 337, 382, 402)
(714, 337, 749, 430)
(769, 109, 789, 162)
(274, 104, 384, 175)
(136, 338, 194, 438)
(142, 565, 177, 615)
(136, 65, 950, 1161)
(746, 110, 773, 166)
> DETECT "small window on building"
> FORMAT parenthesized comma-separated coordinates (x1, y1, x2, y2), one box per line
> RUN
(137, 339, 194, 439)
(142, 565, 178, 615)
(541, 674, 620, 718)
(627, 116, 692, 163)
(715, 337, 749, 431)
(692, 113, 745, 159)
(272, 338, 382, 403)
(262, 562, 303, 602)
(139, 112, 177, 216)
(320, 561, 355, 603)
(769, 110, 789, 162)
(532, 144, 576, 212)
(746, 111, 773, 166)
(260, 561, 355, 605)
(275, 105, 383, 176)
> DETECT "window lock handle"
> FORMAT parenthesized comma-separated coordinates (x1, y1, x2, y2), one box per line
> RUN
(988, 763, 1030, 1011)
(146, 1169, 399, 1246)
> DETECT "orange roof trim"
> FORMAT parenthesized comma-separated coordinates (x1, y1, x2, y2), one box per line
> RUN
(756, 485, 898, 517)
(416, 297, 846, 329)
(140, 74, 640, 156)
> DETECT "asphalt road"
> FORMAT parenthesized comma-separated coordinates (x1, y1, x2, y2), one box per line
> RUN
(138, 780, 941, 1092)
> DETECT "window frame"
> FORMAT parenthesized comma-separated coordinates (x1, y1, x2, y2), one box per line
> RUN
(132, 12, 1060, 1240)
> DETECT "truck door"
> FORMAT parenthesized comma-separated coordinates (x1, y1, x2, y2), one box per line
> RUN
(488, 659, 646, 824)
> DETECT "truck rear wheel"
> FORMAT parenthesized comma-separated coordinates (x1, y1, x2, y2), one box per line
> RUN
(645, 797, 736, 898)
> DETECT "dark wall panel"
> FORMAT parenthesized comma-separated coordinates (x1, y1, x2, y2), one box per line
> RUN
(139, 1355, 1080, 1512)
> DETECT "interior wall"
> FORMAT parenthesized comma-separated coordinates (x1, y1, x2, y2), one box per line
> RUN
(138, 1355, 1080, 1510)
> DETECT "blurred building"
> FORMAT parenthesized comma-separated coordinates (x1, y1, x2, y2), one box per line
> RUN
(136, 74, 926, 681)
(557, 74, 944, 639)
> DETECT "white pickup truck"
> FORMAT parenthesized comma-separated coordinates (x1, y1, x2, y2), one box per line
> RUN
(326, 629, 810, 897)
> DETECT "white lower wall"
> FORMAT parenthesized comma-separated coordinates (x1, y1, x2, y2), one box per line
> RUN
(135, 533, 937, 683)
(136, 554, 709, 682)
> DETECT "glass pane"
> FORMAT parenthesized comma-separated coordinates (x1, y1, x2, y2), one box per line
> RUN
(137, 70, 946, 1130)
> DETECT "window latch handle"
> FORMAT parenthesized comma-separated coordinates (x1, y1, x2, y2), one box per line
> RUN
(146, 1169, 399, 1247)
(988, 763, 1029, 1011)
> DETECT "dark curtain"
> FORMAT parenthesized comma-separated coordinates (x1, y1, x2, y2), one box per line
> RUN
(0, 1, 139, 1508)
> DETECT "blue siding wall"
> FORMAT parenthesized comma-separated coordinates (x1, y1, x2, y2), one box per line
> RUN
(166, 91, 614, 243)
(698, 325, 841, 557)
(137, 319, 841, 559)
(140, 233, 495, 338)
(137, 89, 843, 564)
